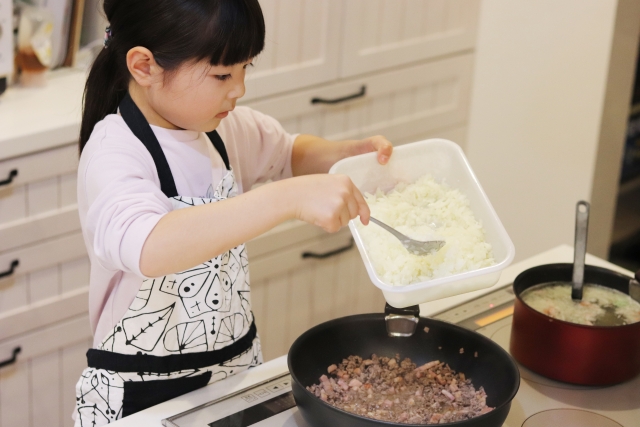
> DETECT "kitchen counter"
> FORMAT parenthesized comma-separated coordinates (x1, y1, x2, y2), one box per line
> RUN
(107, 244, 633, 426)
(0, 69, 85, 161)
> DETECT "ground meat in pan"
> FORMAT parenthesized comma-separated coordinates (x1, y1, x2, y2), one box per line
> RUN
(307, 354, 493, 424)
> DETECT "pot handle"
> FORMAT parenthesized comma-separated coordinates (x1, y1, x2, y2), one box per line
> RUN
(384, 303, 420, 337)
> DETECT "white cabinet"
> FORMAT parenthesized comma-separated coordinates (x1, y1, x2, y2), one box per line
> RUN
(0, 315, 92, 427)
(244, 0, 343, 101)
(247, 227, 386, 361)
(245, 54, 474, 145)
(246, 0, 479, 103)
(340, 0, 479, 77)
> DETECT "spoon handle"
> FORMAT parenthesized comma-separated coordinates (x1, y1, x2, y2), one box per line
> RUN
(369, 217, 409, 242)
(572, 201, 590, 300)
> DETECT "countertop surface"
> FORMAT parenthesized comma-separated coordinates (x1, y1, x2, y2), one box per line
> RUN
(0, 69, 85, 161)
(107, 244, 634, 426)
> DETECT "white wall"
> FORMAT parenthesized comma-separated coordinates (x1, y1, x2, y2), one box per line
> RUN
(466, 0, 639, 261)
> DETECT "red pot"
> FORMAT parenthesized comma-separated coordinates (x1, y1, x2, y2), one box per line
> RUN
(510, 263, 640, 385)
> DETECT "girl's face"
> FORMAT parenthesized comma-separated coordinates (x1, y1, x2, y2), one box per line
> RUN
(147, 59, 252, 132)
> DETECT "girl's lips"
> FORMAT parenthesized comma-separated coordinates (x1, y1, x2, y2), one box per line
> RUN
(215, 111, 229, 118)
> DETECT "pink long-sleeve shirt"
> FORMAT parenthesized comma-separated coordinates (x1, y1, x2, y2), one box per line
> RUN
(78, 106, 295, 347)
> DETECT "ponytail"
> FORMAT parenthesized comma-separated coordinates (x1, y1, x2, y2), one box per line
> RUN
(79, 45, 128, 151)
(78, 0, 265, 153)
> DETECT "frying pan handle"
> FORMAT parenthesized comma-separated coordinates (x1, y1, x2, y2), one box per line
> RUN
(385, 303, 420, 317)
(384, 303, 420, 337)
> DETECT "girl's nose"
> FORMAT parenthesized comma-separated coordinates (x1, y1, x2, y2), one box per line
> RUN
(229, 80, 245, 100)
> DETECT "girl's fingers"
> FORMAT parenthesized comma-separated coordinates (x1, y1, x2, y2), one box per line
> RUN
(346, 193, 360, 220)
(339, 208, 351, 228)
(370, 136, 393, 165)
(352, 185, 370, 225)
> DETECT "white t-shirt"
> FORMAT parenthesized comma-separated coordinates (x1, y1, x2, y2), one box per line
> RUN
(78, 106, 295, 347)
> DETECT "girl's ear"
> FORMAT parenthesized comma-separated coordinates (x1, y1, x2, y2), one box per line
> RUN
(126, 46, 162, 87)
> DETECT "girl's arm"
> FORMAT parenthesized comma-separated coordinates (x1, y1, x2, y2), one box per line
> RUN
(139, 173, 368, 277)
(291, 134, 393, 176)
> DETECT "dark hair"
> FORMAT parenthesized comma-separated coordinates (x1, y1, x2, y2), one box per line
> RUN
(79, 0, 265, 152)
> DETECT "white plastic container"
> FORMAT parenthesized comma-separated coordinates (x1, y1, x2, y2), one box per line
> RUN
(329, 139, 515, 308)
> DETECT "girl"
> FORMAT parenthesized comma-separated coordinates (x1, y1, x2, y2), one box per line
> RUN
(73, 0, 392, 425)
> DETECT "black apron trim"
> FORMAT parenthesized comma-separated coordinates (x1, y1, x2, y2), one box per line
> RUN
(205, 129, 231, 171)
(122, 371, 212, 417)
(86, 321, 256, 373)
(119, 93, 179, 198)
(118, 93, 231, 199)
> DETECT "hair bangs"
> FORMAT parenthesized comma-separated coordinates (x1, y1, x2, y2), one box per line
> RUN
(196, 0, 265, 66)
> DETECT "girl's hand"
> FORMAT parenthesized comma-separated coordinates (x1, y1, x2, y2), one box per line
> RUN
(349, 135, 394, 165)
(288, 174, 370, 233)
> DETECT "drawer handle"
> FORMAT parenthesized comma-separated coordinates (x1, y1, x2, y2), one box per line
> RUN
(302, 239, 354, 259)
(311, 86, 366, 105)
(0, 260, 19, 279)
(0, 347, 21, 369)
(0, 169, 18, 187)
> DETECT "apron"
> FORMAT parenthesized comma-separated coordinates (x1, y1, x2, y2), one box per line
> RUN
(73, 93, 262, 427)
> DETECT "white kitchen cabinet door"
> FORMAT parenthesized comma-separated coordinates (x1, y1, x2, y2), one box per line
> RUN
(243, 0, 342, 101)
(340, 0, 479, 77)
(0, 232, 89, 328)
(249, 230, 386, 362)
(0, 315, 92, 427)
(246, 54, 474, 145)
(0, 143, 79, 227)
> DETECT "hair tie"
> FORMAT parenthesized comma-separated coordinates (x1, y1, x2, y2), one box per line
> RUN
(104, 26, 113, 48)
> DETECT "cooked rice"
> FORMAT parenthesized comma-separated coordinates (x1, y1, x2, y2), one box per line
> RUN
(357, 175, 495, 286)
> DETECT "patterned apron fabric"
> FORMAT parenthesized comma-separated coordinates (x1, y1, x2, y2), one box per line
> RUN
(73, 94, 261, 427)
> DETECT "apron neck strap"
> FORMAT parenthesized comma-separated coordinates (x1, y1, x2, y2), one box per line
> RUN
(205, 129, 231, 171)
(118, 92, 230, 199)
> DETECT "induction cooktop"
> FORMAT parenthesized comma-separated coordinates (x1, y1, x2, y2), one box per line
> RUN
(163, 284, 640, 427)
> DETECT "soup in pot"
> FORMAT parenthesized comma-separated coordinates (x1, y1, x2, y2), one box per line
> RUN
(521, 282, 640, 326)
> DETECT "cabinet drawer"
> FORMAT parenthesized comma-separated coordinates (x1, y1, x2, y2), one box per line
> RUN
(0, 143, 79, 226)
(249, 231, 386, 361)
(249, 228, 353, 282)
(0, 314, 92, 427)
(244, 54, 474, 145)
(0, 232, 89, 316)
(340, 0, 479, 77)
(0, 205, 80, 253)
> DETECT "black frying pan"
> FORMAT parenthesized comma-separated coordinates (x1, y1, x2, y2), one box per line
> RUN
(287, 311, 520, 427)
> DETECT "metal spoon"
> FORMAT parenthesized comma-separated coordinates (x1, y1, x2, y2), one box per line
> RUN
(369, 216, 445, 256)
(571, 201, 590, 301)
(571, 201, 626, 326)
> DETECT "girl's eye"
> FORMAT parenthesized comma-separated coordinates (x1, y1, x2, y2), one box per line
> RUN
(215, 74, 232, 81)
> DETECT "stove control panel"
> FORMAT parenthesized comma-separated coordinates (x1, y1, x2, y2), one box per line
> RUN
(434, 284, 515, 330)
(163, 373, 298, 427)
